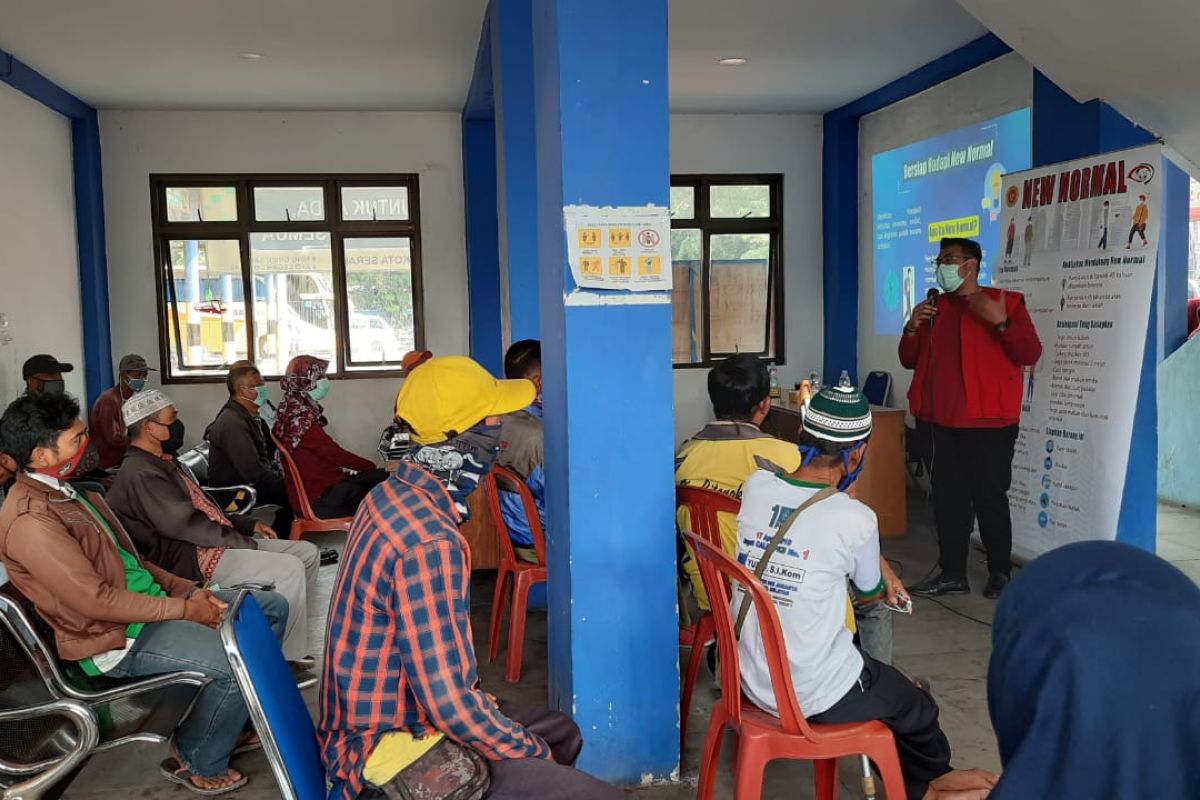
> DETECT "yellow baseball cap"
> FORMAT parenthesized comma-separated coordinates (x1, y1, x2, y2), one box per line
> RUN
(395, 355, 535, 444)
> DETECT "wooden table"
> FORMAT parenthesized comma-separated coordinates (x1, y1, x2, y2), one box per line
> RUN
(762, 403, 908, 538)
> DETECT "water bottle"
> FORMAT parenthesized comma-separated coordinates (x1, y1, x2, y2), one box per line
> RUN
(769, 364, 781, 400)
(809, 369, 821, 394)
(838, 369, 852, 389)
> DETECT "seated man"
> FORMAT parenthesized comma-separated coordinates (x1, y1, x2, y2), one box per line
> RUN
(0, 392, 290, 795)
(736, 384, 994, 800)
(273, 355, 386, 518)
(21, 353, 73, 397)
(498, 340, 545, 563)
(90, 353, 156, 469)
(320, 356, 620, 800)
(675, 354, 802, 611)
(108, 389, 319, 682)
(205, 362, 294, 535)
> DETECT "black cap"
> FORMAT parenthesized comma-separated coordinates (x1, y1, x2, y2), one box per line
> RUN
(22, 354, 75, 380)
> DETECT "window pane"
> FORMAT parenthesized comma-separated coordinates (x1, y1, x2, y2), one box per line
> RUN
(340, 186, 410, 221)
(253, 186, 325, 222)
(163, 239, 247, 375)
(709, 184, 770, 219)
(670, 186, 695, 220)
(165, 187, 237, 222)
(249, 232, 335, 375)
(671, 228, 703, 363)
(344, 237, 416, 369)
(709, 233, 771, 354)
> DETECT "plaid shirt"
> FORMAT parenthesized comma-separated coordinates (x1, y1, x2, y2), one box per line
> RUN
(319, 462, 550, 799)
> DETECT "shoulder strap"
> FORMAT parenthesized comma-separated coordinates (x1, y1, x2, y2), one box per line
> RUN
(734, 486, 839, 638)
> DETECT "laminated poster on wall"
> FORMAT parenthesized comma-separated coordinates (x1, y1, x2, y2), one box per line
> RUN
(996, 144, 1162, 559)
(563, 205, 672, 298)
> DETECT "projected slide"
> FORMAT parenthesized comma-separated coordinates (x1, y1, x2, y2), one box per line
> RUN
(871, 108, 1032, 335)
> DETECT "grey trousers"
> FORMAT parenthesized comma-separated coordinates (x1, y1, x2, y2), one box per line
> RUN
(211, 538, 319, 660)
(855, 600, 894, 665)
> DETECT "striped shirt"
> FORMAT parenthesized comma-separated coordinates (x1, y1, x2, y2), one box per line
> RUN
(319, 462, 549, 799)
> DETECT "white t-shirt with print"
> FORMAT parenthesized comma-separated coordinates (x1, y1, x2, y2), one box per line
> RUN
(734, 469, 883, 718)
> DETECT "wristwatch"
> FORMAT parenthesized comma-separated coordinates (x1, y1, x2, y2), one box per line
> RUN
(995, 319, 1010, 332)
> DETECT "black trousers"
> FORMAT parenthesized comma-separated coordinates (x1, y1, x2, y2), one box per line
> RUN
(311, 469, 388, 520)
(357, 702, 622, 800)
(484, 702, 623, 799)
(254, 476, 295, 539)
(930, 423, 1019, 580)
(810, 655, 952, 800)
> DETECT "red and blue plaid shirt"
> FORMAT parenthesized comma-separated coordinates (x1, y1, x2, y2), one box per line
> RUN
(319, 462, 550, 799)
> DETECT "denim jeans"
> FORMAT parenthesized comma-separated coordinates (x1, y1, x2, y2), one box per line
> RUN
(105, 589, 289, 777)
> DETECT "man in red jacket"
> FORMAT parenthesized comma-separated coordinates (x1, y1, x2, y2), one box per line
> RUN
(901, 238, 1042, 599)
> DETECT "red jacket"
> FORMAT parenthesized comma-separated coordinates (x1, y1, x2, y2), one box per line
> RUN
(284, 424, 376, 509)
(90, 386, 129, 469)
(899, 287, 1042, 426)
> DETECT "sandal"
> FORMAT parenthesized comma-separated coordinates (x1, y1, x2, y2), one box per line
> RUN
(320, 547, 339, 566)
(159, 757, 248, 796)
(232, 731, 262, 756)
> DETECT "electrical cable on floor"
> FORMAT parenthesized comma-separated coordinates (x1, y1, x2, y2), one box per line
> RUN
(887, 559, 994, 627)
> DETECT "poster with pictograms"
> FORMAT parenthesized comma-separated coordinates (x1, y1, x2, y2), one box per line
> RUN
(563, 205, 672, 294)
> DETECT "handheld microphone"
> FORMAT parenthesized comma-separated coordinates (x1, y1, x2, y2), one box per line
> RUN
(926, 288, 939, 329)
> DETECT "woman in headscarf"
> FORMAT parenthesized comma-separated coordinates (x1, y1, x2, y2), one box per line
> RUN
(272, 355, 386, 519)
(988, 540, 1200, 798)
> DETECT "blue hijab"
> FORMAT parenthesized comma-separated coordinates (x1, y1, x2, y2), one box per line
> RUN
(988, 541, 1200, 799)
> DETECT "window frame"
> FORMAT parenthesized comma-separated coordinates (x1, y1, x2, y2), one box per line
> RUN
(670, 173, 784, 369)
(150, 173, 425, 384)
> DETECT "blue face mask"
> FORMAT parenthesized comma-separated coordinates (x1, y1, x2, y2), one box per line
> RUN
(127, 377, 147, 393)
(309, 378, 330, 402)
(799, 441, 868, 491)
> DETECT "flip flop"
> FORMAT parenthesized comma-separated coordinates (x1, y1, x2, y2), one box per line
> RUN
(159, 757, 248, 796)
(320, 548, 339, 566)
(232, 731, 262, 756)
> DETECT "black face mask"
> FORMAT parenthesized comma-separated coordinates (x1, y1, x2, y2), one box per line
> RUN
(163, 419, 186, 455)
(39, 379, 65, 396)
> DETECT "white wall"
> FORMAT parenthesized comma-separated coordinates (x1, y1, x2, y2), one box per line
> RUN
(857, 53, 1033, 413)
(0, 84, 85, 404)
(670, 113, 823, 444)
(100, 110, 469, 457)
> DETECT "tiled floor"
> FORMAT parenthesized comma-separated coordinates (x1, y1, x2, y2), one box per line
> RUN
(62, 501, 1200, 799)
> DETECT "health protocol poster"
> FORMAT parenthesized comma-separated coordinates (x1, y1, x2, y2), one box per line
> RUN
(871, 108, 1032, 335)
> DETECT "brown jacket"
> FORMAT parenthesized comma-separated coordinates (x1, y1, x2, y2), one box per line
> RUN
(0, 473, 194, 661)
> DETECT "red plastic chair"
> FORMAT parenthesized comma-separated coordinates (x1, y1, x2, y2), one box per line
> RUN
(686, 533, 906, 800)
(484, 464, 547, 683)
(676, 486, 741, 753)
(271, 433, 355, 540)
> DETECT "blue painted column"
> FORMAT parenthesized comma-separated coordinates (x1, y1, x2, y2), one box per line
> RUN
(532, 0, 678, 781)
(492, 0, 541, 346)
(1033, 71, 1176, 551)
(462, 117, 505, 376)
(71, 114, 113, 408)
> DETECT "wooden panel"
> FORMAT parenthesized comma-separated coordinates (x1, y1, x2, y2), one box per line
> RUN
(762, 404, 908, 538)
(459, 486, 500, 570)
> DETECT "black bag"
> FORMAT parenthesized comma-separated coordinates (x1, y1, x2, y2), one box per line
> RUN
(364, 738, 490, 800)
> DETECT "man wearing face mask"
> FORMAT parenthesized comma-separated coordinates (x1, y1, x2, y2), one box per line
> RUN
(273, 355, 386, 520)
(497, 340, 545, 564)
(736, 384, 993, 800)
(108, 389, 320, 685)
(320, 355, 621, 800)
(0, 391, 291, 795)
(21, 353, 73, 397)
(90, 353, 156, 469)
(205, 362, 294, 536)
(900, 238, 1042, 600)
